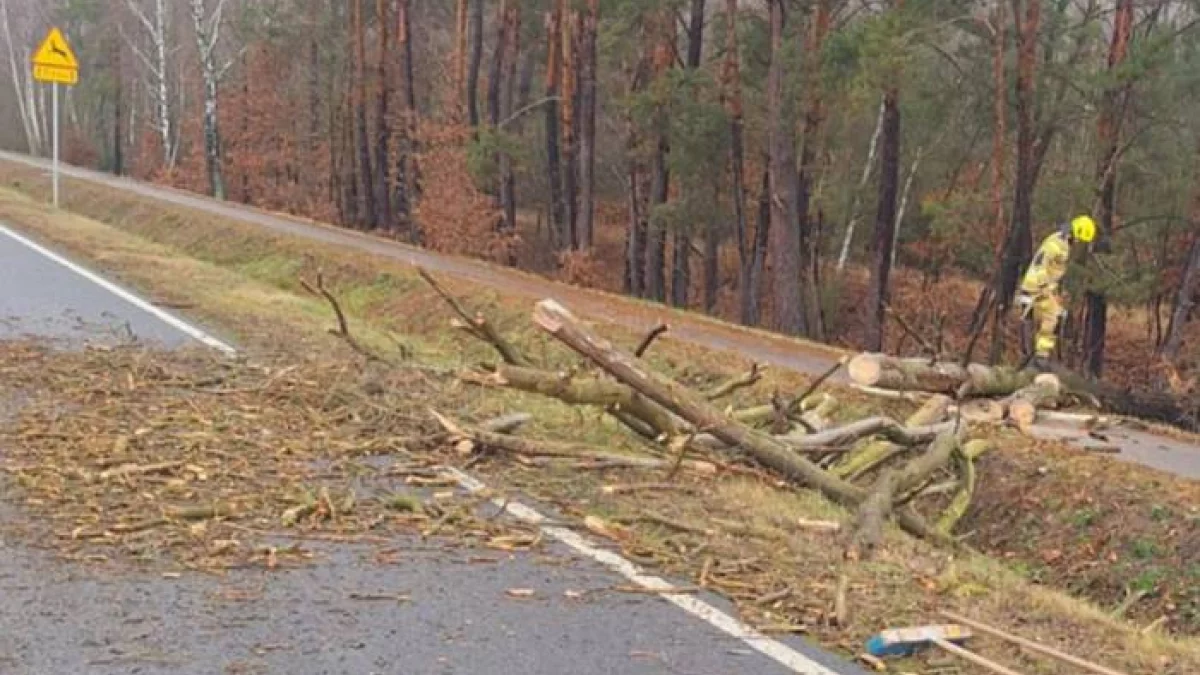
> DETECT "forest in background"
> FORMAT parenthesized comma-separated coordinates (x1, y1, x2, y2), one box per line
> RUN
(1, 0, 1198, 393)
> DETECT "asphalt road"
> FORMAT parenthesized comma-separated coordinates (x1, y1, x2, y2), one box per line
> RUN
(1, 151, 1196, 481)
(0, 225, 194, 349)
(0, 221, 869, 675)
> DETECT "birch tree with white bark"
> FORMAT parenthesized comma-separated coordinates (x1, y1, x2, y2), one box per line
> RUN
(1, 0, 46, 155)
(189, 0, 231, 199)
(123, 0, 178, 168)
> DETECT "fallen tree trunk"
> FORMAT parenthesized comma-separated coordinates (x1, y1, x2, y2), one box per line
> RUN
(1047, 364, 1199, 432)
(531, 299, 953, 546)
(464, 365, 683, 438)
(533, 300, 865, 500)
(852, 353, 1199, 432)
(848, 353, 1034, 397)
(831, 394, 952, 480)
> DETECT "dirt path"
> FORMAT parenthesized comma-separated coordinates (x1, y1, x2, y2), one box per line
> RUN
(2, 151, 1197, 480)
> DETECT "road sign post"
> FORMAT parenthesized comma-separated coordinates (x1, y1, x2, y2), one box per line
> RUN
(31, 27, 79, 208)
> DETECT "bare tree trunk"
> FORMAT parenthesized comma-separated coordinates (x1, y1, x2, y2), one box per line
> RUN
(989, 4, 1007, 251)
(1083, 0, 1133, 378)
(998, 0, 1041, 316)
(767, 0, 805, 336)
(124, 0, 176, 167)
(577, 0, 599, 249)
(647, 131, 670, 302)
(375, 0, 393, 228)
(624, 55, 649, 296)
(397, 0, 422, 242)
(1161, 232, 1200, 362)
(722, 0, 753, 324)
(645, 11, 674, 301)
(837, 99, 884, 271)
(704, 179, 720, 313)
(189, 0, 229, 200)
(498, 1, 521, 261)
(467, 0, 484, 128)
(487, 2, 506, 130)
(544, 4, 566, 248)
(560, 1, 580, 248)
(865, 86, 901, 351)
(747, 166, 771, 326)
(352, 0, 376, 227)
(670, 0, 707, 309)
(112, 26, 124, 175)
(454, 0, 468, 120)
(797, 0, 831, 338)
(1, 0, 43, 155)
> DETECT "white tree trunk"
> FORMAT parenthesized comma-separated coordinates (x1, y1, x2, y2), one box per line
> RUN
(837, 97, 886, 271)
(125, 0, 176, 168)
(0, 0, 43, 155)
(189, 0, 228, 199)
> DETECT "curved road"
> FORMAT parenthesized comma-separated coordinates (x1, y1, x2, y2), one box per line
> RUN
(1, 150, 1197, 480)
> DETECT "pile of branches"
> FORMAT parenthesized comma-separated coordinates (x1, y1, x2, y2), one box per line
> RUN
(411, 270, 1001, 561)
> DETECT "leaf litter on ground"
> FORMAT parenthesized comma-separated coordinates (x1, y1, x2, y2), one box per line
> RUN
(0, 340, 540, 571)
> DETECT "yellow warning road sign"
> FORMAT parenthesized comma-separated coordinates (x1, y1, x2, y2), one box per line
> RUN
(31, 27, 78, 86)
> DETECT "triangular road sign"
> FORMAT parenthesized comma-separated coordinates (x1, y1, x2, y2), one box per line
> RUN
(32, 27, 77, 70)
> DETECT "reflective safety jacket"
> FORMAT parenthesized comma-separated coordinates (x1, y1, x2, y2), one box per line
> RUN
(1020, 231, 1071, 296)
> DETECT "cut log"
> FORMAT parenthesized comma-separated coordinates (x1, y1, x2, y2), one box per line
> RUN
(798, 393, 838, 432)
(845, 431, 960, 560)
(848, 354, 969, 394)
(847, 353, 1035, 397)
(530, 299, 953, 547)
(831, 394, 951, 480)
(1004, 374, 1060, 433)
(960, 399, 1006, 424)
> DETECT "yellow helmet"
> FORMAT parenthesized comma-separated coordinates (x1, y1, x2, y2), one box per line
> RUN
(1071, 215, 1097, 243)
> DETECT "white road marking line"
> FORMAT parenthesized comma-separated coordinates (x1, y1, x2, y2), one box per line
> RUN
(441, 466, 845, 675)
(0, 223, 237, 355)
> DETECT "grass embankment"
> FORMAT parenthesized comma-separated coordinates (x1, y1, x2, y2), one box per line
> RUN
(0, 178, 1196, 674)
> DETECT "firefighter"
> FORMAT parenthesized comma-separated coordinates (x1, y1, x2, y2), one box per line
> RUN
(1016, 215, 1097, 370)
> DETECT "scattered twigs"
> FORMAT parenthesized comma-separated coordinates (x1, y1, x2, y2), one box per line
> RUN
(791, 357, 848, 411)
(300, 271, 389, 364)
(705, 363, 764, 400)
(600, 482, 701, 496)
(634, 322, 669, 357)
(99, 460, 184, 481)
(428, 409, 716, 475)
(418, 267, 530, 367)
(938, 611, 1132, 675)
(884, 302, 937, 357)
